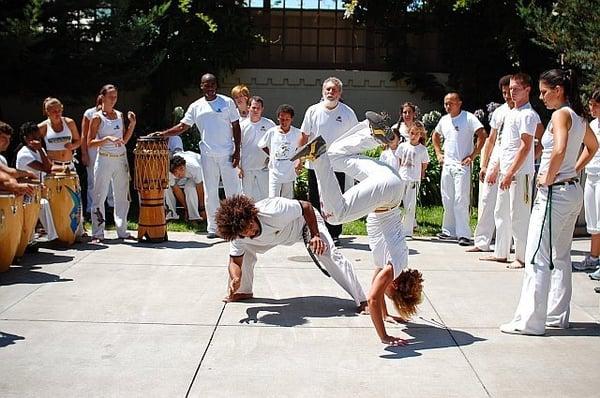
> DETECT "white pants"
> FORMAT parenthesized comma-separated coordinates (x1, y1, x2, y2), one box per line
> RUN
(86, 149, 113, 213)
(39, 198, 58, 241)
(201, 154, 242, 234)
(584, 173, 600, 234)
(441, 163, 472, 239)
(474, 178, 498, 250)
(367, 207, 408, 278)
(165, 181, 202, 220)
(91, 153, 130, 238)
(236, 213, 367, 305)
(494, 173, 532, 262)
(313, 121, 404, 224)
(505, 183, 582, 334)
(242, 169, 269, 201)
(268, 180, 294, 199)
(400, 181, 418, 236)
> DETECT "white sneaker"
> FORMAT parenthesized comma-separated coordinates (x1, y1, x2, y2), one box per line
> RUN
(589, 268, 600, 281)
(573, 255, 600, 271)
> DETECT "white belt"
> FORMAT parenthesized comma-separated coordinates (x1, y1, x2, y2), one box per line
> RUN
(99, 152, 126, 158)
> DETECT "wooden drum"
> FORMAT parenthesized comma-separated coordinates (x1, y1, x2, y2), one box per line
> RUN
(134, 136, 169, 242)
(0, 193, 24, 272)
(44, 173, 82, 245)
(15, 181, 42, 259)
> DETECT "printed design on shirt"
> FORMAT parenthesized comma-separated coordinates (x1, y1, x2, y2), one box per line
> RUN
(260, 125, 267, 131)
(453, 124, 459, 132)
(274, 140, 292, 160)
(47, 136, 71, 144)
(113, 124, 121, 130)
(335, 116, 342, 122)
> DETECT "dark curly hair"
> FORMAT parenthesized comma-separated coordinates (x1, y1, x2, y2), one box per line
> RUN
(389, 268, 424, 320)
(216, 195, 259, 241)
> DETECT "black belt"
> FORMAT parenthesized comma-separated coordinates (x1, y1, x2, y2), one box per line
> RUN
(551, 178, 578, 186)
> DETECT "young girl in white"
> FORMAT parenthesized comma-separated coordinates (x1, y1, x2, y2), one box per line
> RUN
(582, 90, 600, 278)
(258, 104, 301, 198)
(88, 84, 136, 243)
(396, 122, 430, 237)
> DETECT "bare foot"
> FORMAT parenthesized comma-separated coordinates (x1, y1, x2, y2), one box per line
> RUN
(357, 301, 368, 314)
(223, 293, 254, 303)
(480, 255, 508, 263)
(506, 260, 525, 269)
(381, 335, 407, 346)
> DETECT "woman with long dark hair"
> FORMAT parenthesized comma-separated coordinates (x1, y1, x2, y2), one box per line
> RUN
(501, 69, 598, 335)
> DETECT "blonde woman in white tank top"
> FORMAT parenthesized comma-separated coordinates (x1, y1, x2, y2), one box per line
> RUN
(37, 97, 81, 167)
(87, 84, 136, 242)
(501, 69, 599, 336)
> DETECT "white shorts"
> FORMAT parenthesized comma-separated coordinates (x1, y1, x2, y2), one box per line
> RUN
(366, 206, 408, 278)
(584, 173, 600, 234)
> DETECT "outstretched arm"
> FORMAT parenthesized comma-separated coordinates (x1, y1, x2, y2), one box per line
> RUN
(368, 265, 407, 346)
(227, 255, 244, 298)
(299, 200, 325, 255)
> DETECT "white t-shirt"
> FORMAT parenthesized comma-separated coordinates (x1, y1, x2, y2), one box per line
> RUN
(169, 151, 203, 186)
(434, 110, 483, 166)
(240, 117, 276, 171)
(168, 136, 184, 154)
(379, 148, 399, 171)
(258, 126, 302, 184)
(586, 118, 600, 175)
(181, 94, 240, 157)
(488, 103, 511, 167)
(0, 154, 7, 166)
(230, 197, 305, 256)
(16, 146, 46, 179)
(499, 103, 540, 175)
(395, 142, 430, 181)
(539, 107, 586, 181)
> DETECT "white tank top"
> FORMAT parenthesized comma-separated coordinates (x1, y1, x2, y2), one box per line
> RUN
(44, 117, 72, 151)
(97, 110, 126, 155)
(539, 107, 586, 182)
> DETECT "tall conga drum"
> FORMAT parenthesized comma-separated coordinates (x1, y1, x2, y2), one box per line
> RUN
(134, 136, 169, 242)
(15, 180, 42, 259)
(44, 173, 82, 245)
(0, 193, 24, 272)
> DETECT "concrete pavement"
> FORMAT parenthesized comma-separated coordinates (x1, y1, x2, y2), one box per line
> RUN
(1, 233, 599, 397)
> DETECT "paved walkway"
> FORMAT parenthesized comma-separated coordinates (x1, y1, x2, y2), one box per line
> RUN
(1, 233, 599, 397)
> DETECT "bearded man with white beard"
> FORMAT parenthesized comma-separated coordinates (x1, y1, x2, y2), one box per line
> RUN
(296, 77, 359, 245)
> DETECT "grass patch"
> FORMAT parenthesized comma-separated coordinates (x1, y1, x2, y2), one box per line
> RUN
(87, 205, 478, 237)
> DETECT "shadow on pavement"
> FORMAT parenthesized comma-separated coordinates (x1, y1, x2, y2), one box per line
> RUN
(381, 323, 486, 359)
(237, 295, 359, 327)
(0, 266, 73, 286)
(16, 252, 75, 267)
(544, 322, 600, 337)
(119, 240, 214, 249)
(0, 331, 25, 348)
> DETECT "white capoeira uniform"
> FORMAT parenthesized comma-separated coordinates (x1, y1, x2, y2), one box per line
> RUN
(395, 142, 430, 236)
(391, 121, 410, 142)
(168, 136, 184, 156)
(43, 117, 77, 171)
(83, 107, 114, 212)
(165, 151, 203, 220)
(312, 121, 408, 277)
(240, 117, 275, 201)
(473, 103, 510, 250)
(181, 94, 242, 235)
(15, 146, 58, 241)
(502, 107, 586, 335)
(230, 197, 366, 305)
(0, 154, 6, 166)
(258, 125, 301, 199)
(435, 111, 484, 239)
(584, 118, 600, 235)
(91, 111, 131, 239)
(493, 103, 540, 262)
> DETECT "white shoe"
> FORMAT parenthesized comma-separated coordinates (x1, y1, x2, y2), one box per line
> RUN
(500, 322, 544, 336)
(573, 255, 600, 271)
(589, 268, 600, 281)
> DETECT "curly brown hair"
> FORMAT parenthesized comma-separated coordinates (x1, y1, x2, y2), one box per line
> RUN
(215, 195, 259, 241)
(389, 269, 424, 320)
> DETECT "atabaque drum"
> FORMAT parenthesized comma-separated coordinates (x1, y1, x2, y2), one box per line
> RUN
(44, 173, 82, 245)
(0, 193, 24, 272)
(15, 180, 42, 259)
(134, 136, 169, 242)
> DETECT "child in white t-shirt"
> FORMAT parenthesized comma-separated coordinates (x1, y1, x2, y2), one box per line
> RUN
(258, 104, 302, 198)
(395, 122, 430, 237)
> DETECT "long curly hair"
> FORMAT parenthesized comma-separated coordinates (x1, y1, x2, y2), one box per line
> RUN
(389, 269, 424, 320)
(215, 195, 259, 241)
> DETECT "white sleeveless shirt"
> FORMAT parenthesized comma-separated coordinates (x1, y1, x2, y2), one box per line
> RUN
(539, 107, 586, 182)
(96, 110, 126, 155)
(44, 117, 72, 151)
